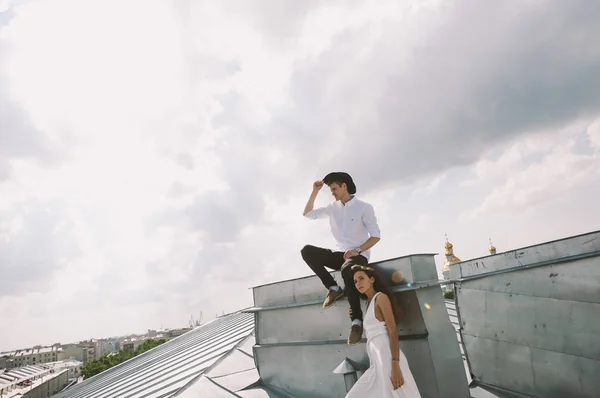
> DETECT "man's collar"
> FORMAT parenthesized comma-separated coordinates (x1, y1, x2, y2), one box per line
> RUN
(342, 195, 357, 206)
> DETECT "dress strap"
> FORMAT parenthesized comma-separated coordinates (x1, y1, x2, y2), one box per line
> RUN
(367, 291, 382, 309)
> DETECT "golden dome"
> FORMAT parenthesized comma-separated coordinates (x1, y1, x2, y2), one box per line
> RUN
(489, 238, 496, 255)
(443, 234, 462, 271)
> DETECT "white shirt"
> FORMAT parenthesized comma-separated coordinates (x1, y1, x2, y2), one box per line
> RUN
(304, 196, 381, 261)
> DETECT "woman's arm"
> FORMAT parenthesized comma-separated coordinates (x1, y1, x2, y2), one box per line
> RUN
(376, 293, 405, 389)
(376, 293, 400, 363)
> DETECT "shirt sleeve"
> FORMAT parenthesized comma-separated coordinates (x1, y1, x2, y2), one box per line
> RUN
(362, 203, 381, 238)
(304, 204, 331, 220)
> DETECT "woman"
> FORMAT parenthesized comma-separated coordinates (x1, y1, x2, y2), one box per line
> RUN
(345, 265, 421, 398)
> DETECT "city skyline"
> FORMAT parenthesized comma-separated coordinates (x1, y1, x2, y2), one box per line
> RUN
(0, 323, 194, 354)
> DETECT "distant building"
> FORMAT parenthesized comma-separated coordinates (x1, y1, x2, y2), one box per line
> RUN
(0, 359, 81, 397)
(441, 236, 499, 281)
(120, 334, 172, 352)
(442, 234, 462, 280)
(96, 340, 117, 358)
(78, 340, 98, 363)
(168, 328, 192, 338)
(147, 328, 191, 339)
(58, 339, 113, 364)
(120, 339, 143, 352)
(58, 345, 87, 364)
(0, 345, 62, 369)
(489, 238, 497, 255)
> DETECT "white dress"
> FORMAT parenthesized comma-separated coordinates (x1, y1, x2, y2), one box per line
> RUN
(345, 292, 422, 398)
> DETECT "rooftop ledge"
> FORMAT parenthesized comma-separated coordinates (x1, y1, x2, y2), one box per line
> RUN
(244, 278, 443, 313)
(250, 252, 440, 290)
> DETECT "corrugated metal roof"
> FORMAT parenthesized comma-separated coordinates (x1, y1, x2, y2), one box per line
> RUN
(174, 333, 292, 398)
(52, 311, 257, 398)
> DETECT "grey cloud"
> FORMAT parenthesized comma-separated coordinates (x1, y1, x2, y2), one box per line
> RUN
(0, 201, 81, 295)
(0, 158, 10, 182)
(178, 152, 267, 243)
(0, 3, 17, 28)
(0, 86, 48, 158)
(155, 128, 305, 242)
(219, 0, 362, 48)
(151, 190, 261, 244)
(167, 181, 189, 199)
(0, 81, 70, 179)
(271, 0, 600, 191)
(185, 192, 255, 243)
(176, 152, 195, 170)
(229, 0, 321, 38)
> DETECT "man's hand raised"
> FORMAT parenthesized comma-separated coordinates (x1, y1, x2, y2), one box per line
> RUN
(304, 180, 324, 216)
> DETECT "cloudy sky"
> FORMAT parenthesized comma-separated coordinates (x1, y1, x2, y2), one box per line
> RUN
(1, 0, 599, 351)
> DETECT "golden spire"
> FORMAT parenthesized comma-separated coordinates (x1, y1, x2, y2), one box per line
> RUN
(442, 233, 462, 272)
(489, 238, 496, 255)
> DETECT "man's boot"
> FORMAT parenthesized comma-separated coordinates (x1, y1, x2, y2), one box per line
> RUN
(347, 324, 363, 345)
(323, 287, 344, 309)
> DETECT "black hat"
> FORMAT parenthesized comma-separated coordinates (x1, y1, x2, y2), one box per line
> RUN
(323, 172, 356, 194)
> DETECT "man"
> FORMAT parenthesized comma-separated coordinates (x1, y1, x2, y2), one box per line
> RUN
(301, 172, 381, 345)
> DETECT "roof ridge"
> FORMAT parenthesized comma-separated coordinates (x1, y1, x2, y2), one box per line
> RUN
(172, 332, 254, 397)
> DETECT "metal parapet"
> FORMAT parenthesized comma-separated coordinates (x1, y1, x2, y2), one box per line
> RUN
(248, 253, 470, 398)
(450, 230, 600, 398)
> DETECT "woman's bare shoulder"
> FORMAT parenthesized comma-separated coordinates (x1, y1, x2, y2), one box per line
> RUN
(374, 292, 391, 307)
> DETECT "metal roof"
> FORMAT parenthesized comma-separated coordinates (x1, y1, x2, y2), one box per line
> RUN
(174, 333, 291, 398)
(52, 311, 261, 398)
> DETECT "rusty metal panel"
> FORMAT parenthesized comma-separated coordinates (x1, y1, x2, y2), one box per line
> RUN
(450, 230, 600, 279)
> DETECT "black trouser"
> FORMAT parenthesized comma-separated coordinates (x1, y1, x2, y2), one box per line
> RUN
(301, 244, 368, 322)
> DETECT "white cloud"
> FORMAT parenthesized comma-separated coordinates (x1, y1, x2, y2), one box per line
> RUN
(412, 213, 435, 234)
(1, 0, 600, 351)
(412, 173, 446, 195)
(461, 129, 600, 221)
(588, 119, 600, 150)
(460, 121, 591, 187)
(2, 0, 184, 132)
(0, 0, 15, 14)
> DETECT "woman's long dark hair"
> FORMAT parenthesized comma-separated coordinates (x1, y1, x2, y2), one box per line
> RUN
(350, 265, 403, 324)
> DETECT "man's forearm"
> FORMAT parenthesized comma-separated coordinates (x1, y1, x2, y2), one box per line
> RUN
(359, 236, 380, 252)
(302, 190, 319, 216)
